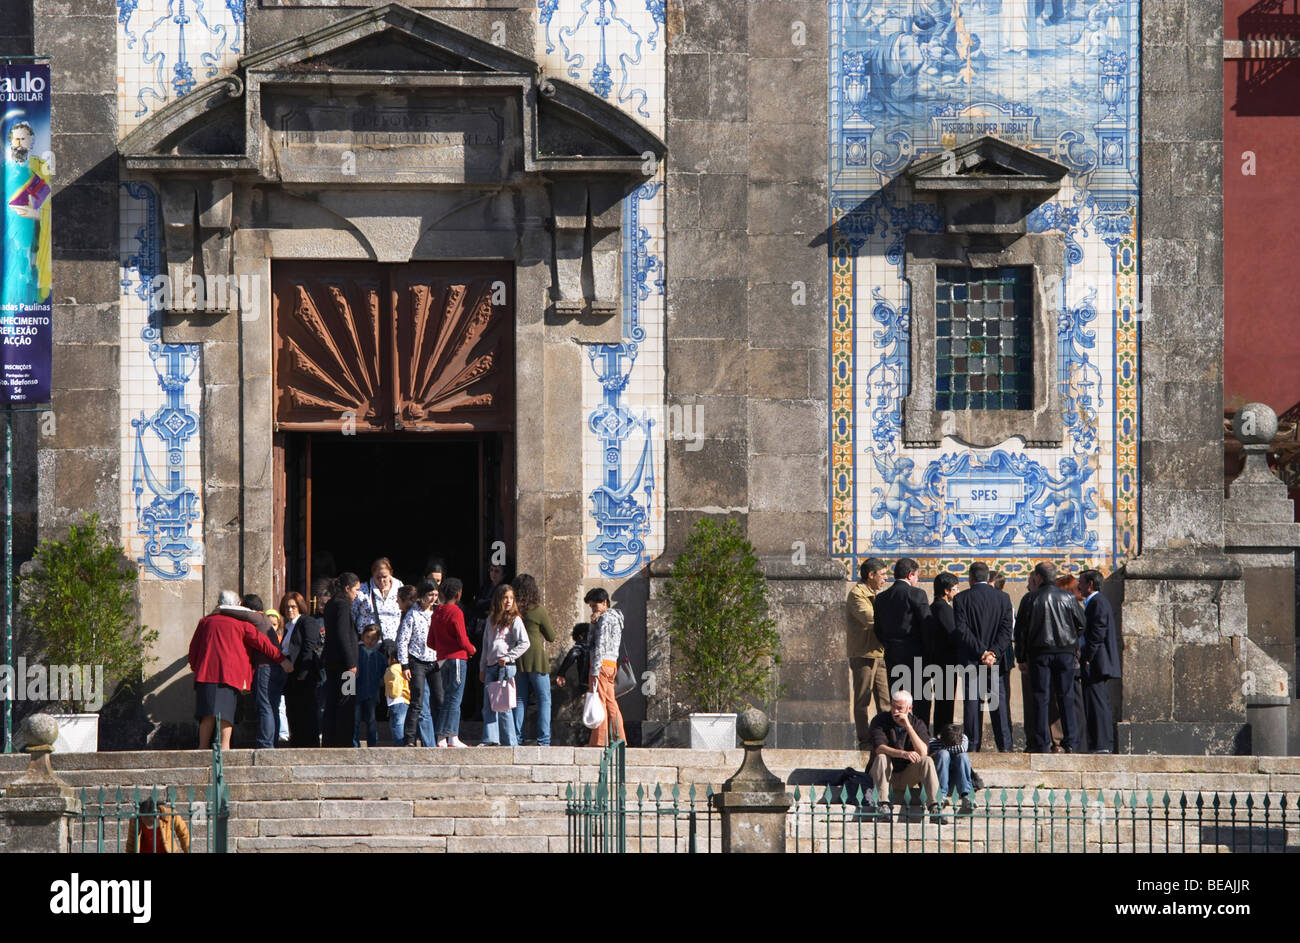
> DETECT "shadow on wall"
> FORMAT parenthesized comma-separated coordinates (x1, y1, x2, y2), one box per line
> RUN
(1233, 1, 1300, 116)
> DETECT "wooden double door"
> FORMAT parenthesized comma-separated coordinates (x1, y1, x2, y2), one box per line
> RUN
(271, 261, 515, 600)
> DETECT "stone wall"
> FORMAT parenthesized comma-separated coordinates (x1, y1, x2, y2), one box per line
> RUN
(31, 0, 121, 553)
(1117, 0, 1247, 753)
(653, 0, 848, 746)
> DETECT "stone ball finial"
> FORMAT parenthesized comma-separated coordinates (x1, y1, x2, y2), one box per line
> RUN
(1233, 403, 1278, 447)
(737, 708, 769, 743)
(21, 713, 59, 750)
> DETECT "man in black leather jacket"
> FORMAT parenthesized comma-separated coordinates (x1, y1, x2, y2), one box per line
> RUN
(1014, 562, 1085, 753)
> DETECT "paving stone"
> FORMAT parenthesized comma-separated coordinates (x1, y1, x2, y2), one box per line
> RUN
(287, 765, 456, 781)
(230, 783, 321, 801)
(532, 765, 581, 783)
(1268, 774, 1300, 792)
(497, 782, 567, 797)
(446, 836, 549, 853)
(316, 782, 486, 800)
(511, 746, 576, 765)
(516, 799, 569, 814)
(236, 837, 448, 853)
(258, 817, 455, 837)
(453, 816, 568, 836)
(578, 765, 677, 784)
(413, 799, 518, 818)
(319, 800, 413, 819)
(229, 800, 322, 819)
(52, 750, 245, 770)
(1077, 773, 1139, 791)
(1133, 773, 1267, 793)
(454, 764, 535, 782)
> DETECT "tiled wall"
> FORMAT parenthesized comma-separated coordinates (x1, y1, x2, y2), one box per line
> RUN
(112, 1, 668, 582)
(536, 1, 667, 580)
(117, 1, 236, 579)
(116, 0, 245, 137)
(829, 0, 1140, 579)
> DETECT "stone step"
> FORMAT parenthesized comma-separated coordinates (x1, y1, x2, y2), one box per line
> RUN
(257, 817, 456, 837)
(7, 748, 1298, 776)
(235, 836, 449, 853)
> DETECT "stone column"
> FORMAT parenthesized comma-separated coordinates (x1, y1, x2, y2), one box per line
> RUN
(1118, 0, 1246, 753)
(657, 0, 849, 749)
(0, 716, 81, 854)
(712, 709, 792, 853)
(1224, 404, 1298, 755)
(33, 0, 122, 547)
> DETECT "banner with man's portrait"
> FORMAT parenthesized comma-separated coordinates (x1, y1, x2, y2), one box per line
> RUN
(1, 62, 52, 405)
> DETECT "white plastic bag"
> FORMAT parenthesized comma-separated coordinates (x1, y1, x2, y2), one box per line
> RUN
(582, 691, 606, 729)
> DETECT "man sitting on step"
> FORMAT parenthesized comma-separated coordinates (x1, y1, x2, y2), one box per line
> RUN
(866, 689, 944, 821)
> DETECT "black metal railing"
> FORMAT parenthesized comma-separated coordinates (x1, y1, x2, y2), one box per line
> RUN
(568, 783, 1300, 853)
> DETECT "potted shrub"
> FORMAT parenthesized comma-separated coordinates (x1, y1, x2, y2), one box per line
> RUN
(664, 518, 783, 749)
(20, 513, 156, 752)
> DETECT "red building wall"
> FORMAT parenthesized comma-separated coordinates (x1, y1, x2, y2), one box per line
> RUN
(1224, 1, 1300, 413)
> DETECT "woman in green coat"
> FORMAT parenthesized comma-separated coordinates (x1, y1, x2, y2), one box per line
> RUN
(511, 574, 556, 745)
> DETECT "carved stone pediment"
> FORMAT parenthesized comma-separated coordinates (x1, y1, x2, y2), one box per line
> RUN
(118, 3, 664, 324)
(118, 2, 663, 181)
(905, 136, 1069, 235)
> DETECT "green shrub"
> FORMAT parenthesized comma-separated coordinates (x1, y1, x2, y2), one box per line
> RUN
(20, 513, 157, 713)
(664, 517, 783, 714)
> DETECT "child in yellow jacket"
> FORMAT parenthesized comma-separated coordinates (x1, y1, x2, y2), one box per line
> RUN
(382, 639, 410, 745)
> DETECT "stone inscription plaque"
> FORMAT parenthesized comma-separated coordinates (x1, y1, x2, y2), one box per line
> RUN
(269, 97, 510, 183)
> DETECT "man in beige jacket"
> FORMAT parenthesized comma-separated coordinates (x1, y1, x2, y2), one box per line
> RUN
(846, 557, 891, 748)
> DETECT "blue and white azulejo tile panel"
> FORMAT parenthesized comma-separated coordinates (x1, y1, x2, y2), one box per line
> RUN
(117, 3, 232, 578)
(537, 2, 668, 580)
(118, 184, 205, 581)
(116, 0, 245, 135)
(828, 0, 1140, 579)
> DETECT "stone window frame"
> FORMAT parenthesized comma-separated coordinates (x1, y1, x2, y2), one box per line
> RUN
(902, 231, 1065, 448)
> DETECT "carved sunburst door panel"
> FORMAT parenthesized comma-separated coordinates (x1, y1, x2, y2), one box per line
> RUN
(274, 262, 513, 432)
(391, 263, 513, 432)
(274, 263, 388, 431)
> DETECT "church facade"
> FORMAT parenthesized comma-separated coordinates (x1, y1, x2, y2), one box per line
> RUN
(7, 0, 1283, 751)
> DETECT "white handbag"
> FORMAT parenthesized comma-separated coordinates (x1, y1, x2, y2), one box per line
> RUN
(582, 691, 606, 729)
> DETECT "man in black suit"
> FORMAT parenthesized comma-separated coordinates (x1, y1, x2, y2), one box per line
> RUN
(926, 572, 960, 731)
(952, 561, 1014, 752)
(1078, 569, 1120, 753)
(873, 558, 935, 725)
(322, 573, 361, 748)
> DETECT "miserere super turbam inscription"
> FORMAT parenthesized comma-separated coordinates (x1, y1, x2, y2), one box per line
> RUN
(271, 100, 507, 182)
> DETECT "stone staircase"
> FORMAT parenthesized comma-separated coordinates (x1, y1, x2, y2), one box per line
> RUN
(2, 749, 1297, 852)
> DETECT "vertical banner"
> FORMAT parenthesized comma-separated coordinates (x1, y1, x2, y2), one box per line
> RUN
(1, 63, 52, 405)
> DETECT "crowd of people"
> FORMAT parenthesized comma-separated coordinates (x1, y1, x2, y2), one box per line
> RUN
(846, 557, 1122, 821)
(186, 557, 628, 750)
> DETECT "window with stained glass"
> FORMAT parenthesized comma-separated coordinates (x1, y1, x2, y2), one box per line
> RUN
(933, 265, 1033, 412)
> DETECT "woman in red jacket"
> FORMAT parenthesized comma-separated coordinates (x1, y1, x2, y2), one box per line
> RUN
(189, 590, 293, 749)
(428, 577, 476, 747)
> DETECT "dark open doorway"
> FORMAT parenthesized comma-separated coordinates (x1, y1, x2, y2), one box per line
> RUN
(278, 431, 511, 600)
